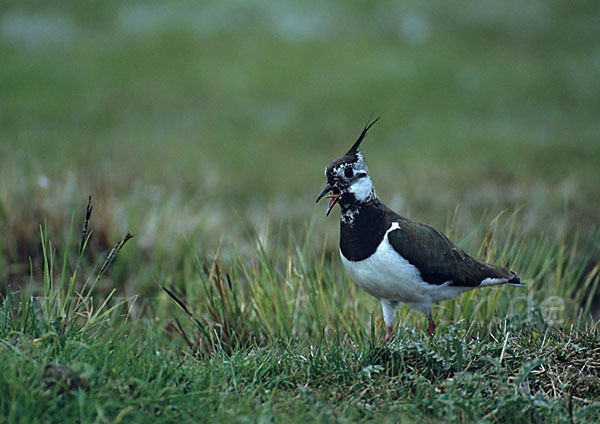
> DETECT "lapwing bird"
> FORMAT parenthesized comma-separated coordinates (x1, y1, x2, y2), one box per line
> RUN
(316, 118, 522, 339)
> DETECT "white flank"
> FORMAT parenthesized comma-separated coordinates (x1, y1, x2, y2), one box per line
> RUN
(340, 222, 473, 311)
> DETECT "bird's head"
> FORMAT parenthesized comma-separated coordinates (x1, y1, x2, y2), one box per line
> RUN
(316, 117, 379, 216)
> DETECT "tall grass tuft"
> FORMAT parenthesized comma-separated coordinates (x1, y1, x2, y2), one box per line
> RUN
(164, 211, 599, 356)
(0, 197, 133, 343)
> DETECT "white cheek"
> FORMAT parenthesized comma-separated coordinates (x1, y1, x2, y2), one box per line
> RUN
(349, 176, 373, 202)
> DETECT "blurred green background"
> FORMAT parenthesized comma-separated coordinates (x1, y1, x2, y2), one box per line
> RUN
(1, 0, 599, 291)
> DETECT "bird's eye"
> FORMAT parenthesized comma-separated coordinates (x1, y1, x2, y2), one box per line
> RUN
(344, 167, 354, 178)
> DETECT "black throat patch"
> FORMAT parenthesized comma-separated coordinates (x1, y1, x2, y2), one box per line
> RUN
(339, 197, 391, 261)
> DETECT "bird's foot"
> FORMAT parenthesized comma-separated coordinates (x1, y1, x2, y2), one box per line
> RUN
(385, 326, 394, 341)
(427, 317, 436, 337)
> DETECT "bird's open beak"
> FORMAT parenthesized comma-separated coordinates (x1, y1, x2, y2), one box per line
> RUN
(316, 184, 341, 216)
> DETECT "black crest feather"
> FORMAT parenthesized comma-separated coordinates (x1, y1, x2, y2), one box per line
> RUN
(345, 116, 380, 156)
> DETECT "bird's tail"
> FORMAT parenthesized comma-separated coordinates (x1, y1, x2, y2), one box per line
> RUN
(506, 271, 524, 286)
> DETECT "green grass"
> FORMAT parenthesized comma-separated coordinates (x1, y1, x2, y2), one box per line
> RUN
(3, 322, 600, 423)
(1, 200, 599, 422)
(1, 0, 600, 422)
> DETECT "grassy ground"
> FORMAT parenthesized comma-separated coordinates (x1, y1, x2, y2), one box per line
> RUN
(1, 0, 600, 422)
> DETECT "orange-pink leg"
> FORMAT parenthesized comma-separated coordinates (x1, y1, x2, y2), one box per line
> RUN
(381, 300, 398, 342)
(427, 316, 436, 337)
(385, 325, 394, 341)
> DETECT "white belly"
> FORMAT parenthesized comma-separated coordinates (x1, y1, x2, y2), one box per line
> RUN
(340, 222, 471, 305)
